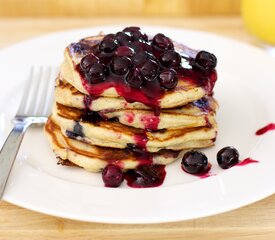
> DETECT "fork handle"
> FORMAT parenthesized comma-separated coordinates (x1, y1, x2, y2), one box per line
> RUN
(0, 121, 31, 200)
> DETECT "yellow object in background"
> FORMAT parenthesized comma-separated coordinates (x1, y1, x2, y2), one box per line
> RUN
(0, 0, 241, 17)
(242, 0, 275, 45)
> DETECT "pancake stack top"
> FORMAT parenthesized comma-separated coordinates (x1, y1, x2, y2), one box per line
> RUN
(45, 27, 218, 187)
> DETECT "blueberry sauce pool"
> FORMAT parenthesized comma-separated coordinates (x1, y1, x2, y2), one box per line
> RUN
(236, 158, 259, 166)
(71, 27, 218, 115)
(124, 165, 166, 188)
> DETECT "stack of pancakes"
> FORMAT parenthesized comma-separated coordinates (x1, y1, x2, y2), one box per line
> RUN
(45, 33, 218, 173)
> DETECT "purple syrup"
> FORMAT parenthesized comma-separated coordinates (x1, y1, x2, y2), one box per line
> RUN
(133, 132, 148, 149)
(79, 69, 163, 114)
(198, 171, 215, 179)
(204, 116, 212, 128)
(176, 67, 216, 93)
(140, 114, 160, 130)
(236, 158, 259, 166)
(81, 110, 106, 123)
(181, 163, 212, 179)
(124, 164, 166, 188)
(71, 29, 218, 115)
(83, 95, 91, 109)
(126, 144, 153, 164)
(255, 123, 275, 135)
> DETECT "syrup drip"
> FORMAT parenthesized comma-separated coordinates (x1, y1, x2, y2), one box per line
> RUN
(204, 116, 212, 128)
(236, 158, 259, 166)
(133, 131, 148, 149)
(181, 163, 212, 179)
(128, 146, 153, 165)
(78, 65, 163, 114)
(255, 123, 275, 135)
(196, 164, 214, 179)
(177, 67, 217, 94)
(83, 95, 98, 110)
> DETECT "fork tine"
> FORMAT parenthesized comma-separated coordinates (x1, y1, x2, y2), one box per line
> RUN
(17, 66, 56, 117)
(35, 66, 51, 116)
(43, 67, 58, 116)
(44, 67, 59, 116)
(24, 67, 42, 116)
(17, 67, 35, 116)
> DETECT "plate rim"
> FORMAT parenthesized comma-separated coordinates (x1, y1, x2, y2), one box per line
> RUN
(1, 25, 275, 223)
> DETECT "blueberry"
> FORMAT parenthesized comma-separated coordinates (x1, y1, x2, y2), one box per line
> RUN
(122, 26, 148, 42)
(133, 165, 160, 186)
(193, 97, 210, 112)
(181, 150, 208, 174)
(195, 50, 217, 71)
(65, 122, 84, 139)
(85, 62, 108, 83)
(159, 50, 181, 68)
(80, 54, 99, 72)
(158, 69, 178, 90)
(152, 33, 174, 50)
(132, 51, 155, 66)
(102, 34, 115, 41)
(140, 59, 159, 81)
(81, 110, 105, 123)
(126, 41, 153, 53)
(115, 31, 131, 44)
(73, 122, 84, 137)
(116, 46, 135, 57)
(111, 56, 132, 75)
(71, 42, 92, 54)
(102, 165, 124, 188)
(123, 26, 141, 33)
(217, 146, 239, 169)
(99, 39, 119, 53)
(126, 68, 144, 88)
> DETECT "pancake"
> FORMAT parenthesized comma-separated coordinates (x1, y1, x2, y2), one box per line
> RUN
(45, 117, 186, 172)
(45, 28, 219, 179)
(51, 102, 217, 152)
(59, 35, 211, 109)
(61, 59, 206, 109)
(55, 78, 218, 130)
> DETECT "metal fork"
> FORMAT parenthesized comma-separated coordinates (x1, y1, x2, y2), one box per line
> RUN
(0, 67, 56, 199)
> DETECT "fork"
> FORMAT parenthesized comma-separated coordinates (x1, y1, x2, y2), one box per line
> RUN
(0, 67, 56, 199)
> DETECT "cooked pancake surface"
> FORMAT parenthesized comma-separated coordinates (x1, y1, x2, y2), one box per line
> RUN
(51, 102, 217, 152)
(55, 79, 218, 130)
(45, 118, 187, 172)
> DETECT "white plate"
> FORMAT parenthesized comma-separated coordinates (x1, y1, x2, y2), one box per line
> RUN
(1, 26, 275, 224)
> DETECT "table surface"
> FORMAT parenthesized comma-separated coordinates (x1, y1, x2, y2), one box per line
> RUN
(0, 17, 274, 240)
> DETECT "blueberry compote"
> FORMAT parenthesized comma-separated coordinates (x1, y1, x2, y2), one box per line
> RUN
(71, 27, 219, 188)
(124, 164, 166, 188)
(102, 165, 124, 188)
(74, 27, 218, 114)
(181, 150, 210, 175)
(217, 146, 239, 169)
